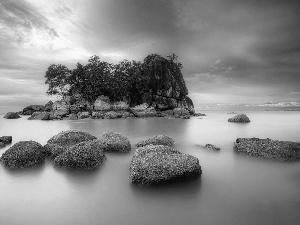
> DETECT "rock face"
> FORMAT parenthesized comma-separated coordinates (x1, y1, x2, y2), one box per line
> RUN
(53, 140, 106, 170)
(129, 145, 202, 186)
(99, 132, 131, 152)
(205, 144, 220, 151)
(228, 114, 250, 123)
(52, 101, 69, 117)
(136, 135, 174, 147)
(234, 138, 300, 161)
(0, 141, 46, 169)
(4, 112, 20, 119)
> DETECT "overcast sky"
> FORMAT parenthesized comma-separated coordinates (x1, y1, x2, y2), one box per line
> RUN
(1, 0, 300, 111)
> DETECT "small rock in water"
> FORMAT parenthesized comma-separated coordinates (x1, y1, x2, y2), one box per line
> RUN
(3, 112, 20, 119)
(205, 144, 220, 151)
(228, 114, 250, 123)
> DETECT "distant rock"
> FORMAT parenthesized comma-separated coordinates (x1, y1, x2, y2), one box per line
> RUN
(0, 142, 5, 148)
(205, 144, 220, 151)
(3, 112, 20, 119)
(52, 100, 69, 118)
(129, 145, 202, 186)
(104, 111, 119, 119)
(136, 135, 174, 147)
(68, 113, 78, 120)
(228, 114, 250, 123)
(99, 132, 131, 152)
(234, 138, 300, 161)
(44, 101, 53, 111)
(227, 112, 237, 114)
(78, 111, 90, 119)
(181, 115, 190, 119)
(53, 140, 106, 170)
(130, 103, 157, 117)
(94, 95, 111, 111)
(0, 141, 46, 169)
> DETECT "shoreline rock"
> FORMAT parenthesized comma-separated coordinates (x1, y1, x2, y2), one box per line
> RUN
(4, 112, 21, 119)
(234, 138, 300, 161)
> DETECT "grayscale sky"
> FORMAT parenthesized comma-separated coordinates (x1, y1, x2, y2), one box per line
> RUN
(1, 0, 300, 111)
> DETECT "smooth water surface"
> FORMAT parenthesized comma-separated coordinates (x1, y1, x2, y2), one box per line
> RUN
(0, 111, 300, 225)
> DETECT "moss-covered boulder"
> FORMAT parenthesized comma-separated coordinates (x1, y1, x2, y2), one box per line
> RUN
(0, 141, 46, 169)
(53, 140, 106, 170)
(130, 145, 202, 186)
(99, 132, 131, 152)
(234, 138, 300, 161)
(228, 114, 250, 123)
(47, 130, 97, 147)
(4, 112, 20, 119)
(136, 135, 174, 147)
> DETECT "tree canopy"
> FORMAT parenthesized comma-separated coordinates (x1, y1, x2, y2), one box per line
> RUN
(44, 53, 186, 105)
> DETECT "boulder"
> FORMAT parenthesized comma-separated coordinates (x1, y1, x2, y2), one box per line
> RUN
(68, 113, 78, 120)
(94, 95, 111, 111)
(104, 111, 119, 119)
(228, 114, 250, 123)
(52, 100, 69, 117)
(53, 140, 106, 170)
(173, 108, 190, 117)
(129, 145, 202, 186)
(47, 130, 97, 148)
(0, 141, 46, 169)
(234, 138, 300, 161)
(111, 101, 129, 111)
(205, 144, 220, 151)
(28, 112, 51, 120)
(92, 111, 105, 119)
(177, 96, 195, 115)
(22, 105, 45, 115)
(136, 135, 174, 147)
(99, 132, 131, 152)
(78, 111, 90, 119)
(130, 103, 157, 117)
(0, 142, 5, 148)
(3, 112, 20, 119)
(0, 136, 12, 144)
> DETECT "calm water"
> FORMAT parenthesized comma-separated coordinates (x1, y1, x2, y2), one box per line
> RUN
(0, 111, 300, 225)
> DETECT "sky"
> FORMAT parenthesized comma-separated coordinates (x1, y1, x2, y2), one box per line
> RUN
(1, 0, 300, 112)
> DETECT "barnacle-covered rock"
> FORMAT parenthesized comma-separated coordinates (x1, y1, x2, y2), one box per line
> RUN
(47, 130, 97, 148)
(228, 114, 250, 123)
(53, 140, 106, 170)
(234, 138, 300, 161)
(136, 135, 174, 147)
(99, 132, 131, 152)
(129, 145, 201, 186)
(0, 141, 46, 169)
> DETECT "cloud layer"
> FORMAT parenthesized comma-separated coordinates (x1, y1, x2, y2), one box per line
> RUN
(0, 0, 300, 112)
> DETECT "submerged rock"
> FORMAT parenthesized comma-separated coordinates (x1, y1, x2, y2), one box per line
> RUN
(228, 114, 250, 123)
(136, 135, 174, 147)
(205, 144, 220, 151)
(234, 138, 300, 161)
(129, 145, 202, 186)
(0, 141, 46, 169)
(99, 132, 131, 152)
(3, 112, 20, 119)
(47, 130, 97, 148)
(53, 140, 106, 170)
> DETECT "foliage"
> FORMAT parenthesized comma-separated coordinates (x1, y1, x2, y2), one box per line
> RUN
(45, 53, 186, 106)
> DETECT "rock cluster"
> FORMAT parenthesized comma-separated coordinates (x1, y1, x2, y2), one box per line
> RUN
(53, 140, 106, 170)
(228, 114, 250, 123)
(136, 135, 174, 147)
(0, 136, 12, 148)
(129, 145, 202, 186)
(98, 132, 131, 152)
(234, 138, 300, 161)
(0, 141, 46, 169)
